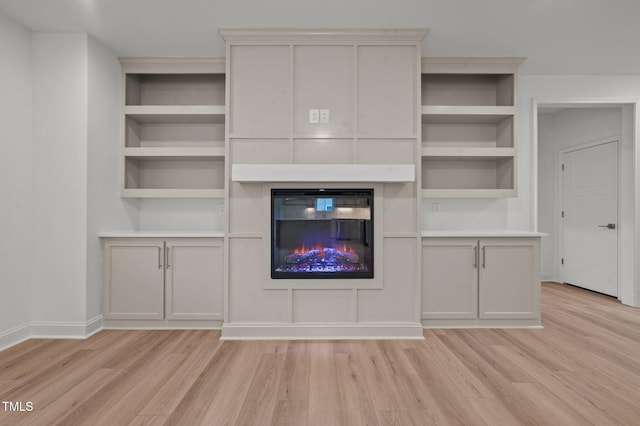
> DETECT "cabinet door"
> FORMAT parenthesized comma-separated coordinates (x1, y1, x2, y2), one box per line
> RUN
(478, 238, 540, 320)
(165, 239, 224, 320)
(422, 238, 478, 319)
(103, 240, 165, 320)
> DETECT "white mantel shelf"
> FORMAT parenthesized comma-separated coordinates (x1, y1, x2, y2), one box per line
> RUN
(422, 230, 548, 238)
(231, 164, 415, 183)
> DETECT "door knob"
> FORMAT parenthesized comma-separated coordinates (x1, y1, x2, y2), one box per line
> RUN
(598, 224, 616, 230)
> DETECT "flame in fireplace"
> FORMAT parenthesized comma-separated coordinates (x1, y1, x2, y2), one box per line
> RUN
(279, 241, 366, 273)
(292, 243, 356, 256)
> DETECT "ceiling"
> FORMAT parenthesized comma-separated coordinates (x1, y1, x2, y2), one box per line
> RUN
(1, 0, 639, 75)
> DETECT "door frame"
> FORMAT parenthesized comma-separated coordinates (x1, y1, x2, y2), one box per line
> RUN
(532, 98, 640, 307)
(558, 137, 620, 295)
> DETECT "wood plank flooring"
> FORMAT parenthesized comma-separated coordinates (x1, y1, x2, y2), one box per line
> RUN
(1, 282, 640, 425)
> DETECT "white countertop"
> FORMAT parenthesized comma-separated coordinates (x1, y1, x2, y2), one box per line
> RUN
(98, 230, 224, 238)
(422, 230, 547, 238)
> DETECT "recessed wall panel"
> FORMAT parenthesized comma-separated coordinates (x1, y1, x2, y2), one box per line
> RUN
(293, 139, 353, 164)
(358, 46, 417, 137)
(294, 46, 353, 135)
(230, 45, 290, 136)
(383, 183, 417, 234)
(293, 290, 352, 323)
(231, 139, 290, 164)
(357, 139, 416, 164)
(229, 238, 289, 322)
(229, 182, 264, 234)
(357, 238, 417, 322)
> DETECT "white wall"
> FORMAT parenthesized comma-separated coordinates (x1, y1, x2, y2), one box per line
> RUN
(537, 113, 555, 279)
(138, 199, 223, 231)
(3, 0, 639, 75)
(86, 36, 138, 325)
(620, 105, 636, 306)
(0, 12, 33, 347)
(522, 75, 640, 306)
(31, 33, 89, 328)
(538, 107, 624, 281)
(30, 33, 137, 333)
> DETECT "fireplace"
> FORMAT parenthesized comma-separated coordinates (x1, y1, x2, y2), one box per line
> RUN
(271, 189, 373, 279)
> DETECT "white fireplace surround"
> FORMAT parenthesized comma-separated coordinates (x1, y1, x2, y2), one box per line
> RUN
(231, 164, 416, 183)
(221, 29, 426, 339)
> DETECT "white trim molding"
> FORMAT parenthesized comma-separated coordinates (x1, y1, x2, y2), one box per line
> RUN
(0, 323, 31, 352)
(219, 28, 428, 43)
(30, 316, 103, 339)
(220, 323, 425, 340)
(0, 316, 104, 351)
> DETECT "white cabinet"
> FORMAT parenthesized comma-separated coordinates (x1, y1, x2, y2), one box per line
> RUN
(164, 240, 224, 320)
(103, 238, 223, 326)
(103, 239, 165, 320)
(422, 238, 478, 320)
(120, 58, 226, 198)
(422, 237, 541, 327)
(478, 239, 540, 320)
(420, 58, 524, 198)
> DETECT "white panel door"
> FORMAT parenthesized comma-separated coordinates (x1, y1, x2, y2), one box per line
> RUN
(478, 238, 540, 320)
(103, 240, 165, 320)
(562, 141, 618, 296)
(422, 239, 478, 319)
(165, 239, 223, 320)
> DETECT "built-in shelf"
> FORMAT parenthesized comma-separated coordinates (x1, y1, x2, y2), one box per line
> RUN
(422, 156, 514, 197)
(231, 164, 415, 183)
(124, 105, 225, 122)
(421, 105, 514, 118)
(421, 147, 515, 158)
(421, 73, 515, 107)
(123, 147, 225, 159)
(122, 188, 225, 199)
(125, 72, 225, 106)
(420, 58, 522, 198)
(421, 188, 516, 198)
(120, 58, 226, 199)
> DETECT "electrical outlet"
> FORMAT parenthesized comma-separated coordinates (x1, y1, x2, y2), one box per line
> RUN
(319, 109, 330, 123)
(432, 202, 440, 213)
(309, 109, 319, 123)
(218, 204, 224, 214)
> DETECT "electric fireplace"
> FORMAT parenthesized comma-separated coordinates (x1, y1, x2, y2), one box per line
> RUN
(271, 189, 373, 279)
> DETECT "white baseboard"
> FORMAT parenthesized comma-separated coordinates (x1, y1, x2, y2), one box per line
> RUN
(221, 322, 425, 340)
(0, 316, 104, 351)
(85, 316, 104, 337)
(31, 315, 103, 339)
(0, 322, 31, 352)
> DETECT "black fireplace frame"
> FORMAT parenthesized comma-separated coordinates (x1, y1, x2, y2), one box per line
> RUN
(271, 188, 374, 279)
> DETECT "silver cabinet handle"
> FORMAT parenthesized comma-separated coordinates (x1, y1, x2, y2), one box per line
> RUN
(158, 247, 162, 269)
(482, 246, 486, 268)
(473, 246, 477, 268)
(166, 247, 171, 268)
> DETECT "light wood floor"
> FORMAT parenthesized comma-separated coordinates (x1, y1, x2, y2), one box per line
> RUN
(1, 282, 640, 425)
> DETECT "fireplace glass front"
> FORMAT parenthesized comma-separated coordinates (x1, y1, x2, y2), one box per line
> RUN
(271, 189, 373, 279)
